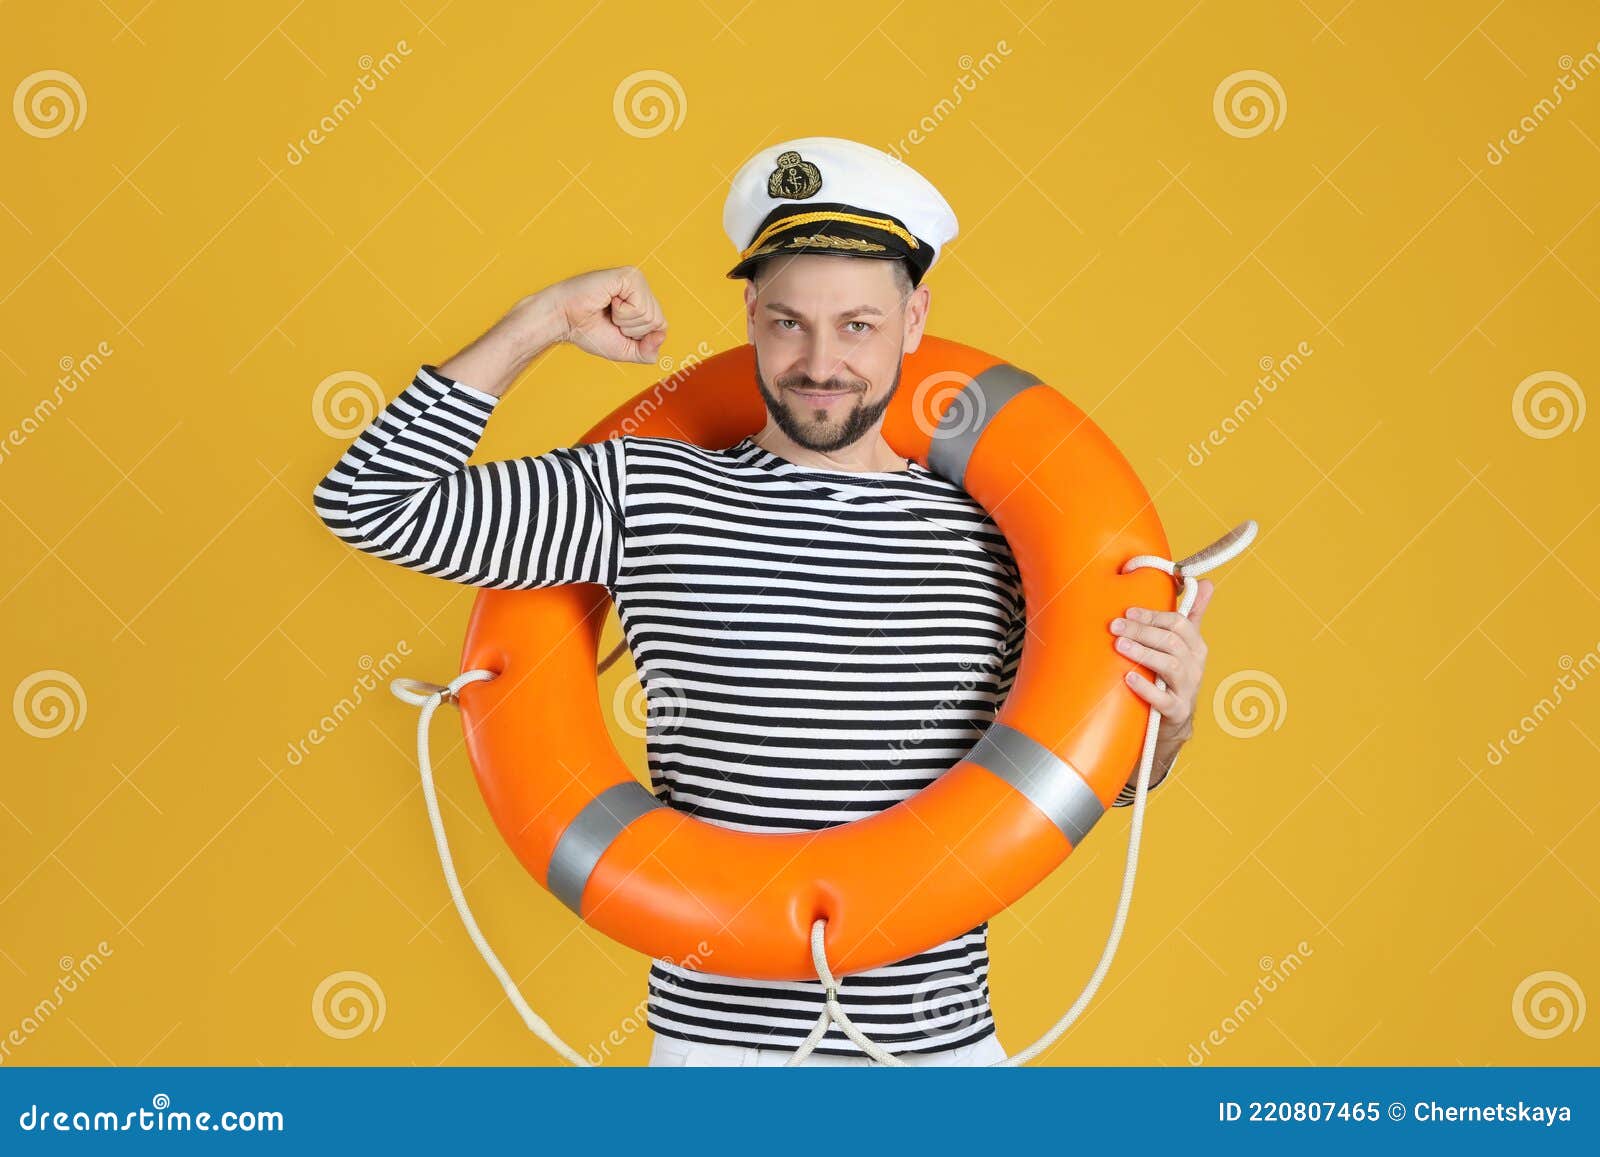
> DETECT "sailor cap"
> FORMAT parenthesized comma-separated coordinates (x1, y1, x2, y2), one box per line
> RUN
(722, 137, 958, 287)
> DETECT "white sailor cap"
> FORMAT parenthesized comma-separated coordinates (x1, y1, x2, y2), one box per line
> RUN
(722, 136, 958, 287)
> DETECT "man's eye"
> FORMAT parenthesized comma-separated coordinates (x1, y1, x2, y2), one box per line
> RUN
(846, 321, 872, 334)
(775, 318, 799, 330)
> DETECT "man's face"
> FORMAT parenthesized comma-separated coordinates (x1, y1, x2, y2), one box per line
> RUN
(745, 254, 929, 453)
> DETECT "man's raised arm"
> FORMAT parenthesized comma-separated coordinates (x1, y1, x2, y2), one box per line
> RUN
(311, 266, 668, 590)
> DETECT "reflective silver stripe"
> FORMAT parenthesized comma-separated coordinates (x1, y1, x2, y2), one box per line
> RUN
(964, 721, 1105, 845)
(546, 780, 664, 915)
(926, 363, 1042, 486)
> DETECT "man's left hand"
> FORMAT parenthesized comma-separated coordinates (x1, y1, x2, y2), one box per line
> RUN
(1109, 579, 1215, 764)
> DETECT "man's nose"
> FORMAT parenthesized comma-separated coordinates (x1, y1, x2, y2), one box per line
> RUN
(799, 331, 848, 387)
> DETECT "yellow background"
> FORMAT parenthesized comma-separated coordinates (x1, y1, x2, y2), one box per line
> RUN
(2, 0, 1596, 1066)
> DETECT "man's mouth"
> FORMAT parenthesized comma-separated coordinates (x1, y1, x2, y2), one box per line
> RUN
(784, 385, 858, 405)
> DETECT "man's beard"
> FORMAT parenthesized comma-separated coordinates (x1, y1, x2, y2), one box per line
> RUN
(753, 346, 903, 454)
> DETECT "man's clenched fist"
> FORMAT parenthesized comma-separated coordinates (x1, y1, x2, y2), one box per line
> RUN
(549, 265, 669, 365)
(439, 265, 670, 397)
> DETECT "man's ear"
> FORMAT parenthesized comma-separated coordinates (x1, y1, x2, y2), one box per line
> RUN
(743, 278, 759, 342)
(902, 282, 931, 355)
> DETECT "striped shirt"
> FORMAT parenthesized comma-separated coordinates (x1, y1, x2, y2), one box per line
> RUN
(313, 363, 1157, 1057)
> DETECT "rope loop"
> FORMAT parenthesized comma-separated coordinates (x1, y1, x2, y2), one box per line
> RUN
(786, 917, 906, 1065)
(389, 666, 587, 1066)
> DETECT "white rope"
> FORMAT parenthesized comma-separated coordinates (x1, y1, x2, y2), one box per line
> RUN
(391, 670, 591, 1067)
(791, 521, 1259, 1067)
(391, 521, 1257, 1068)
(783, 920, 904, 1065)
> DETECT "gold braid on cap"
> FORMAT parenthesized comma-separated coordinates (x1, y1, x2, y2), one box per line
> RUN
(744, 235, 888, 258)
(739, 210, 920, 260)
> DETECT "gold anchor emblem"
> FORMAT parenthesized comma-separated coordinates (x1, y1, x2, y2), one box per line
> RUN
(766, 150, 823, 199)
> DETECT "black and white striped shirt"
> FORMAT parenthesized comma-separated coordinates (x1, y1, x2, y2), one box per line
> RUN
(314, 364, 1157, 1057)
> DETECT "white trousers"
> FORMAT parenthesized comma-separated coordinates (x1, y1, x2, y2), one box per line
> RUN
(648, 1031, 1008, 1067)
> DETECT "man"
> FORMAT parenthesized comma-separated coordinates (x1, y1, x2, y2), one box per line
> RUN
(313, 137, 1213, 1067)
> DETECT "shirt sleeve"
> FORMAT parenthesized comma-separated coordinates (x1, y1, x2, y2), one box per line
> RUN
(312, 364, 626, 590)
(1112, 753, 1171, 807)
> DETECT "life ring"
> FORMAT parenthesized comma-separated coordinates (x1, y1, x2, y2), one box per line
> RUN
(452, 334, 1173, 981)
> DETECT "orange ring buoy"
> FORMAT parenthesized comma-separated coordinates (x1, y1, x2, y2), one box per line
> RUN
(454, 334, 1172, 981)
